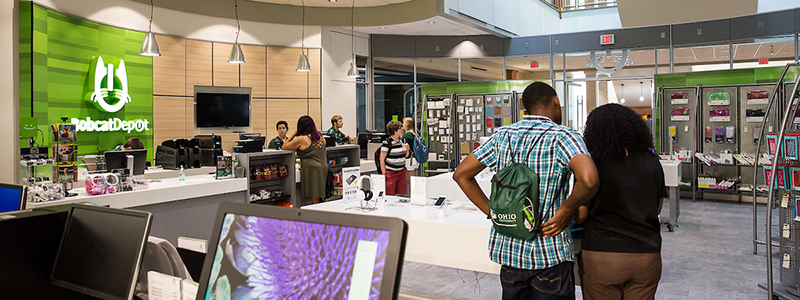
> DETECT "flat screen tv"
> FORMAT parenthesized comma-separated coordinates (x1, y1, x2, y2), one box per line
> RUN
(195, 86, 252, 129)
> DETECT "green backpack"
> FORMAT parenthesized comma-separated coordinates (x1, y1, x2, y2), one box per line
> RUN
(489, 126, 553, 240)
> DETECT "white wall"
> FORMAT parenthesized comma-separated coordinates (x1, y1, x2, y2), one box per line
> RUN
(31, 0, 321, 48)
(321, 27, 369, 136)
(445, 0, 622, 37)
(758, 0, 800, 13)
(1, 0, 19, 183)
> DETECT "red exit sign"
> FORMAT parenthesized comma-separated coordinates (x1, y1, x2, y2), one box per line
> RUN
(530, 61, 539, 68)
(600, 34, 615, 45)
(759, 58, 769, 65)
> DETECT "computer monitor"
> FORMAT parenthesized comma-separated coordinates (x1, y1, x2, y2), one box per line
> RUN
(197, 203, 408, 300)
(238, 133, 266, 149)
(50, 204, 152, 300)
(0, 183, 26, 213)
(322, 134, 336, 147)
(104, 149, 147, 175)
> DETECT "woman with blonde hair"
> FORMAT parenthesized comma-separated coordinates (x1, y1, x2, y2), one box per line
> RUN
(402, 117, 419, 188)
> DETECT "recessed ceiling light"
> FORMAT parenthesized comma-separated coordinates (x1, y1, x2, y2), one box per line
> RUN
(428, 21, 435, 25)
(379, 26, 387, 29)
(329, 0, 337, 2)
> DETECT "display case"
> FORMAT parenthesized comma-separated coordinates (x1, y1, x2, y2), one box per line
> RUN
(237, 150, 296, 206)
(455, 94, 485, 161)
(699, 86, 739, 190)
(739, 84, 778, 187)
(660, 87, 699, 189)
(424, 94, 456, 175)
(325, 144, 360, 202)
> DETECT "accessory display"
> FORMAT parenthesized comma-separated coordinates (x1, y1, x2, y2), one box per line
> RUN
(85, 173, 119, 195)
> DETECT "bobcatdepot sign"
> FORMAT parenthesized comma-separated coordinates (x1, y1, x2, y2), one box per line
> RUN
(72, 56, 151, 133)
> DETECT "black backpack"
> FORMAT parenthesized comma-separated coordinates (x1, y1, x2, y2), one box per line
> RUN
(373, 138, 392, 174)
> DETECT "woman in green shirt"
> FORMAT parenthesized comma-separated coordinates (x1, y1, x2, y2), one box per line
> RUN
(402, 117, 419, 189)
(267, 120, 290, 149)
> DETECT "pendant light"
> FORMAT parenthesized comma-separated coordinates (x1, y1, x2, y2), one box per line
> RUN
(346, 0, 359, 78)
(228, 0, 245, 64)
(620, 83, 625, 103)
(296, 0, 311, 72)
(139, 0, 160, 56)
(639, 81, 644, 101)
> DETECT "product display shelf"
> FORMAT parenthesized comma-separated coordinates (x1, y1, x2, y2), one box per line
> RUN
(753, 62, 800, 300)
(237, 150, 296, 207)
(423, 94, 456, 176)
(325, 145, 360, 201)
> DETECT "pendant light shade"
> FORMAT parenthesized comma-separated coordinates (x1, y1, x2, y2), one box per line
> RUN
(228, 0, 245, 64)
(297, 0, 310, 72)
(228, 43, 245, 64)
(139, 0, 160, 56)
(140, 31, 160, 56)
(296, 50, 311, 72)
(347, 61, 359, 77)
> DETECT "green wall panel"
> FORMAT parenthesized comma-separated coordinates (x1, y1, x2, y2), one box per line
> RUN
(421, 80, 551, 96)
(19, 3, 154, 161)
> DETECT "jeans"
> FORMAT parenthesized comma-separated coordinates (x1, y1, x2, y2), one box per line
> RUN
(500, 262, 575, 300)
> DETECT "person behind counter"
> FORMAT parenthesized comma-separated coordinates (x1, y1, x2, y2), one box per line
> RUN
(112, 137, 144, 151)
(283, 116, 328, 204)
(268, 120, 291, 150)
(326, 115, 354, 144)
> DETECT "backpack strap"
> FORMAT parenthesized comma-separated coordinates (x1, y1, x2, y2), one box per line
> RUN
(509, 124, 554, 165)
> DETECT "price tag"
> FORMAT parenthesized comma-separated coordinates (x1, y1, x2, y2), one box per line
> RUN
(782, 195, 789, 208)
(784, 224, 791, 238)
(784, 254, 791, 269)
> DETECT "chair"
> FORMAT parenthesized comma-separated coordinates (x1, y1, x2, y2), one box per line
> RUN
(134, 236, 192, 300)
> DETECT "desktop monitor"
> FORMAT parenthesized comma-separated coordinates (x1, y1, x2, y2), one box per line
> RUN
(104, 149, 147, 175)
(322, 134, 337, 147)
(50, 204, 153, 300)
(0, 183, 26, 213)
(238, 133, 266, 149)
(197, 203, 408, 300)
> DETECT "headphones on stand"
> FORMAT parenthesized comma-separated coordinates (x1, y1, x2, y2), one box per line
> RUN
(356, 175, 373, 203)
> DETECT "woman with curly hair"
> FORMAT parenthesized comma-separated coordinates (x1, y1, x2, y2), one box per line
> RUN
(579, 104, 667, 300)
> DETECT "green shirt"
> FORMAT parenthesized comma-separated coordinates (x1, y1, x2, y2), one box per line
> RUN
(268, 136, 286, 149)
(326, 127, 347, 142)
(402, 131, 416, 158)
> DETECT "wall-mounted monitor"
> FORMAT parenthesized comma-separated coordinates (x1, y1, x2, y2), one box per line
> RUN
(194, 86, 252, 132)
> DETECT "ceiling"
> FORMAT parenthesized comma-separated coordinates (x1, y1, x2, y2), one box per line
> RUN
(355, 15, 493, 36)
(616, 0, 757, 27)
(247, 0, 413, 8)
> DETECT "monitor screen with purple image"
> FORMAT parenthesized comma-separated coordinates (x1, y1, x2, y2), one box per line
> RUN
(197, 203, 407, 300)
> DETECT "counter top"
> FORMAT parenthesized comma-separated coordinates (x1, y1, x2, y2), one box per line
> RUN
(28, 175, 247, 209)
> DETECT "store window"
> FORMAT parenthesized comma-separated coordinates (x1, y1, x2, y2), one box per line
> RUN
(505, 55, 551, 80)
(374, 84, 417, 131)
(672, 42, 733, 72)
(460, 57, 505, 81)
(415, 58, 459, 82)
(728, 36, 796, 70)
(373, 57, 415, 83)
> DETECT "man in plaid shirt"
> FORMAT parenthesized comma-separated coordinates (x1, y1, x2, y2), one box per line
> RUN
(454, 82, 599, 299)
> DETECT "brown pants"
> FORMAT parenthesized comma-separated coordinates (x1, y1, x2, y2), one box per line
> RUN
(580, 250, 661, 300)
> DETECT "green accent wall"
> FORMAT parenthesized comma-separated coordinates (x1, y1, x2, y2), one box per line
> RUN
(421, 80, 550, 96)
(19, 2, 154, 160)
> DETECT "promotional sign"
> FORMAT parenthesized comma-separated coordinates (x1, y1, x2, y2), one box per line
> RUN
(20, 117, 38, 138)
(342, 167, 361, 202)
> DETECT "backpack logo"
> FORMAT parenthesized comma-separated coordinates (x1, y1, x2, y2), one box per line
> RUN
(87, 56, 131, 113)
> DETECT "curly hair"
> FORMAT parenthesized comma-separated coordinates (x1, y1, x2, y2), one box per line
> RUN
(386, 120, 403, 135)
(583, 104, 653, 161)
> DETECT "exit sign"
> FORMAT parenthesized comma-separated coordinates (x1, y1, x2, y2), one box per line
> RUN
(601, 34, 615, 45)
(759, 58, 769, 65)
(530, 61, 539, 68)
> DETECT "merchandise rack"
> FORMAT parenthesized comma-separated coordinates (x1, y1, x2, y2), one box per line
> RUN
(324, 145, 360, 201)
(237, 150, 296, 206)
(423, 94, 457, 175)
(753, 62, 800, 300)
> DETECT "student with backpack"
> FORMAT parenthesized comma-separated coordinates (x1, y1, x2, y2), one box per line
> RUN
(453, 82, 599, 300)
(380, 120, 409, 196)
(402, 117, 420, 189)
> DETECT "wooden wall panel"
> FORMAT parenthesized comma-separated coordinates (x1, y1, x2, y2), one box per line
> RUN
(185, 40, 212, 96)
(267, 47, 318, 99)
(266, 98, 308, 139)
(307, 48, 321, 99)
(218, 133, 239, 153)
(153, 96, 187, 144)
(212, 42, 240, 87)
(152, 35, 185, 96)
(308, 99, 322, 130)
(253, 98, 267, 136)
(240, 45, 266, 98)
(185, 97, 195, 138)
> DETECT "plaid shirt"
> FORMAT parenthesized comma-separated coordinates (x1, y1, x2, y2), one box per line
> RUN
(473, 115, 588, 270)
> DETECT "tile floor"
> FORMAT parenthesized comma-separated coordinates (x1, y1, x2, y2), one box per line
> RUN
(397, 198, 783, 299)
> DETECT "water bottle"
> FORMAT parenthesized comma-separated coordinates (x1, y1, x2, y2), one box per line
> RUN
(179, 166, 186, 182)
